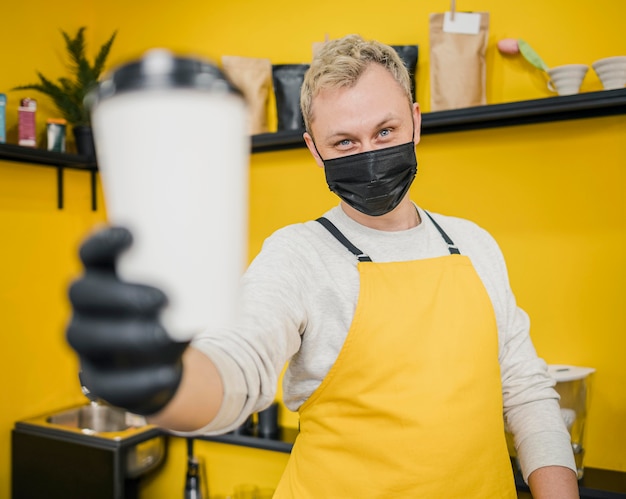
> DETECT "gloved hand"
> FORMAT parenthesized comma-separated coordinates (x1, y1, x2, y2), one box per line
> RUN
(66, 227, 189, 416)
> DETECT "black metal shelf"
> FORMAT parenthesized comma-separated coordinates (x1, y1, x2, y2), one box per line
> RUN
(2, 88, 625, 210)
(421, 87, 626, 134)
(250, 88, 626, 151)
(198, 426, 297, 454)
(0, 142, 97, 210)
(0, 142, 96, 169)
(251, 129, 306, 153)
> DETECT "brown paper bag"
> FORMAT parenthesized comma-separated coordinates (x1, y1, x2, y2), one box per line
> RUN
(221, 55, 272, 135)
(429, 12, 489, 111)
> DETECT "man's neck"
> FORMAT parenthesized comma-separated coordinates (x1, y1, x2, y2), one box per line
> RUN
(340, 200, 421, 232)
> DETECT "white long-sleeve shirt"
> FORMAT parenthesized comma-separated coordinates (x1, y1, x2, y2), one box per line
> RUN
(190, 203, 576, 481)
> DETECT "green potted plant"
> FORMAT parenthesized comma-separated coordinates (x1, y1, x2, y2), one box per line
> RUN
(13, 26, 117, 157)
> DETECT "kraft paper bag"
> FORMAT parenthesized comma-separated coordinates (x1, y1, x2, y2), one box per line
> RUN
(221, 55, 272, 135)
(429, 12, 490, 111)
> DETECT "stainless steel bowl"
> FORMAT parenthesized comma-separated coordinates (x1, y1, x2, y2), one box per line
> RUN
(47, 403, 133, 432)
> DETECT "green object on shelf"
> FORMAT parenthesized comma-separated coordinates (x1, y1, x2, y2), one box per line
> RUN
(518, 39, 549, 72)
(12, 27, 117, 127)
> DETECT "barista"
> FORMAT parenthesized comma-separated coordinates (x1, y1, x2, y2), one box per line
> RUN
(68, 34, 579, 497)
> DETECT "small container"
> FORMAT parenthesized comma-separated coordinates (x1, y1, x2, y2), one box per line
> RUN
(46, 118, 67, 152)
(0, 93, 6, 143)
(257, 402, 279, 438)
(18, 98, 37, 147)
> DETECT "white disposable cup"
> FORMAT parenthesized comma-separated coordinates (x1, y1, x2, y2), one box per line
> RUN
(90, 50, 249, 342)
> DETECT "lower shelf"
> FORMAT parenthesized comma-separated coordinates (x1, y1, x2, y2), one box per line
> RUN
(198, 426, 297, 454)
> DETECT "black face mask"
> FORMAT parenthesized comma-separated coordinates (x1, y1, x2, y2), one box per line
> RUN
(321, 141, 418, 217)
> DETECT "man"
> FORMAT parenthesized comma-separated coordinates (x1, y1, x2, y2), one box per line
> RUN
(68, 34, 578, 497)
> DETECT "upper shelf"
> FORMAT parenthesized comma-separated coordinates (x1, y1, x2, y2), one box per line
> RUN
(251, 87, 626, 152)
(1, 88, 625, 165)
(0, 142, 96, 170)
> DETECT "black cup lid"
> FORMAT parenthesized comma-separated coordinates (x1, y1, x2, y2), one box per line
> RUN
(90, 49, 241, 104)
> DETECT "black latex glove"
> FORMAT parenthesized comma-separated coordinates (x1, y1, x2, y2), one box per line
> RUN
(66, 227, 189, 416)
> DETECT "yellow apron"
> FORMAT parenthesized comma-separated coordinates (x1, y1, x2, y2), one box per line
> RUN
(274, 214, 516, 498)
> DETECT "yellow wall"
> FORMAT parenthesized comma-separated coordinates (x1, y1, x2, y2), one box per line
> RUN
(1, 4, 105, 499)
(1, 1, 625, 497)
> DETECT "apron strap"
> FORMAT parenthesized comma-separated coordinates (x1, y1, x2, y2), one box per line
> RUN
(423, 211, 461, 255)
(316, 217, 372, 262)
(316, 210, 461, 260)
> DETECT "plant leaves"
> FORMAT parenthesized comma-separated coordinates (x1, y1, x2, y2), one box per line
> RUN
(12, 26, 116, 126)
(518, 39, 549, 72)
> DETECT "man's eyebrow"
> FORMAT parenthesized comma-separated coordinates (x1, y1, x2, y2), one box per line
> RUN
(323, 131, 351, 144)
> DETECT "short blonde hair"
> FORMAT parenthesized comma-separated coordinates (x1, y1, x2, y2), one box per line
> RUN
(300, 34, 413, 133)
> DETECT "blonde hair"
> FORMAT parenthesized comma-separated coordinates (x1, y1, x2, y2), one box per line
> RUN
(300, 34, 413, 132)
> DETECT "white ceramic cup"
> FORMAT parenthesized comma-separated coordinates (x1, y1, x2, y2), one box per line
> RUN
(546, 64, 589, 96)
(89, 50, 249, 342)
(592, 56, 626, 90)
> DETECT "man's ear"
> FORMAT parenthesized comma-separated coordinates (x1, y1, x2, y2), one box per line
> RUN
(412, 102, 422, 145)
(303, 131, 325, 168)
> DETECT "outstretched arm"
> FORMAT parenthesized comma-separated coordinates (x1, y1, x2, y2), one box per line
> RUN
(528, 465, 579, 499)
(148, 346, 224, 431)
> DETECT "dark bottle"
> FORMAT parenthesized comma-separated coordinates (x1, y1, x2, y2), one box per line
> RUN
(184, 438, 205, 499)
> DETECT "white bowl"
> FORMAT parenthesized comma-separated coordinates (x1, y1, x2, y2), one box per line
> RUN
(547, 64, 589, 95)
(548, 64, 589, 77)
(592, 56, 626, 70)
(592, 56, 626, 89)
